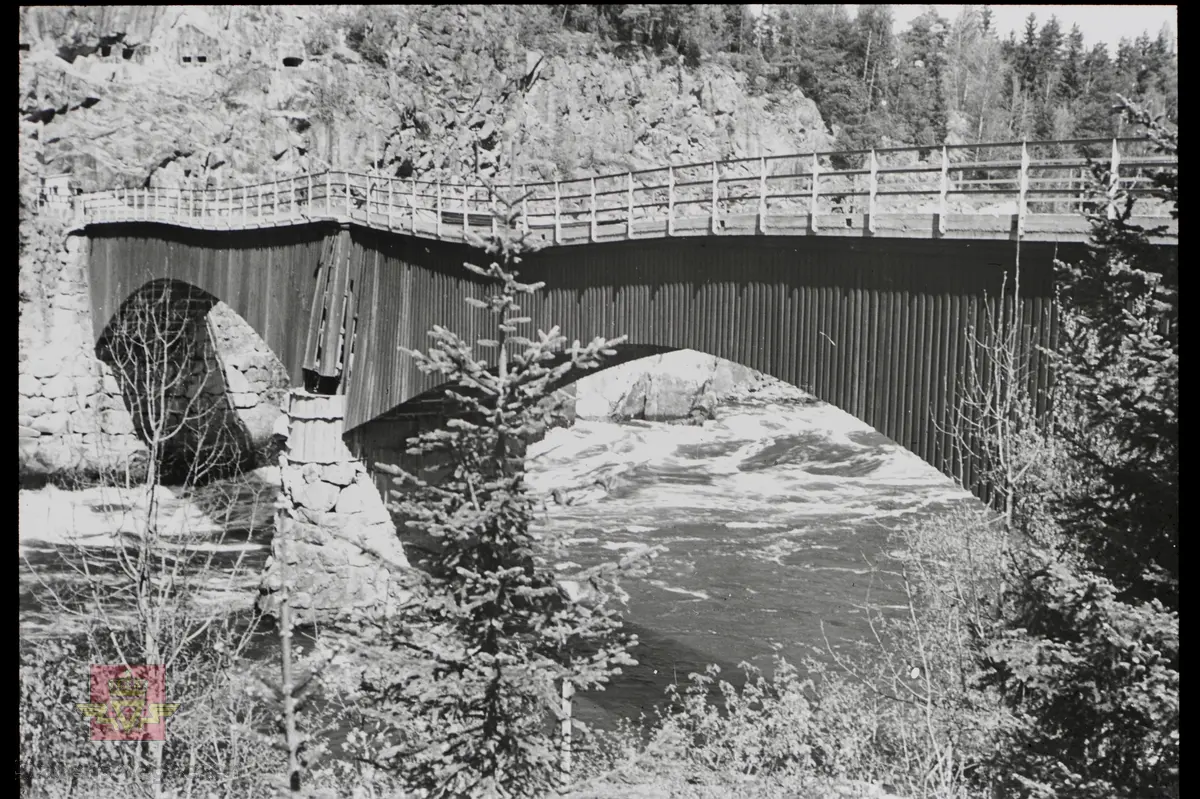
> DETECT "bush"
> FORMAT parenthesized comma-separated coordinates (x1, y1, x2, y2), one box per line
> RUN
(19, 632, 282, 798)
(343, 6, 403, 69)
(981, 559, 1179, 798)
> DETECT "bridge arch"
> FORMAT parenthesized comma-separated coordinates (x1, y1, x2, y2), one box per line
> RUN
(335, 230, 1084, 498)
(95, 278, 289, 482)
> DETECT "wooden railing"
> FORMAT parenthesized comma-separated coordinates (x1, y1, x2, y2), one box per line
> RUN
(49, 138, 1177, 243)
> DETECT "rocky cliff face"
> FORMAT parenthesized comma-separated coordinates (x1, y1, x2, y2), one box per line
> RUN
(19, 5, 830, 191)
(18, 5, 831, 480)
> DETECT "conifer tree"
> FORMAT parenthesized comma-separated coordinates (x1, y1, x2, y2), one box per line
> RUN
(347, 189, 646, 798)
(980, 98, 1178, 799)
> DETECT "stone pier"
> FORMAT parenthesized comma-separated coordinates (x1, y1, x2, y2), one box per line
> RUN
(259, 391, 411, 625)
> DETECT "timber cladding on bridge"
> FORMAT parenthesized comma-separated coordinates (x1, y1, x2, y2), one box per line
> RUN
(88, 221, 1093, 492)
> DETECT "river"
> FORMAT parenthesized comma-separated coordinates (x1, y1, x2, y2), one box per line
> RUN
(18, 377, 979, 732)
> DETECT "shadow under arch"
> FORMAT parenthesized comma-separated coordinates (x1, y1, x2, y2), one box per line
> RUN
(95, 278, 264, 485)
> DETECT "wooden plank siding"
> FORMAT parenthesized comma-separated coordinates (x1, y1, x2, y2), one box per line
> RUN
(340, 233, 1081, 489)
(87, 221, 333, 387)
(92, 217, 1171, 500)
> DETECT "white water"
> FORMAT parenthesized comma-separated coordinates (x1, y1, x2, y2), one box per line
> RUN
(523, 381, 980, 723)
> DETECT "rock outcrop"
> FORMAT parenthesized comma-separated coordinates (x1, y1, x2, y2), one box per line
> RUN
(19, 6, 831, 192)
(574, 350, 774, 423)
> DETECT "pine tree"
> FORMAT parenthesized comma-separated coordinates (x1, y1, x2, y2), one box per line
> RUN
(1017, 13, 1040, 92)
(1049, 101, 1178, 604)
(346, 190, 648, 798)
(1059, 24, 1085, 104)
(1075, 43, 1117, 139)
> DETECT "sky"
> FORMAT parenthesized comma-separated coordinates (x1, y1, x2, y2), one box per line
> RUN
(845, 5, 1177, 50)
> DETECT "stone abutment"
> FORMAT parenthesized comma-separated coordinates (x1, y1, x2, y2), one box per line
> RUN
(259, 391, 411, 626)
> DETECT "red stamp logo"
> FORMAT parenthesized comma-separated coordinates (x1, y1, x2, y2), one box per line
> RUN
(76, 665, 179, 741)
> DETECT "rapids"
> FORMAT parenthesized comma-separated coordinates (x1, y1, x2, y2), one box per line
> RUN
(19, 378, 980, 729)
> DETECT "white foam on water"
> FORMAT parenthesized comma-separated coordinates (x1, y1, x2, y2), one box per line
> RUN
(806, 565, 876, 576)
(649, 580, 710, 601)
(601, 541, 647, 552)
(626, 525, 656, 533)
(724, 521, 779, 529)
(157, 541, 263, 553)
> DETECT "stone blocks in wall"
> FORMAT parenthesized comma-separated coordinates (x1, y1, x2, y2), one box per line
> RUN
(207, 307, 291, 454)
(259, 391, 411, 626)
(18, 231, 147, 483)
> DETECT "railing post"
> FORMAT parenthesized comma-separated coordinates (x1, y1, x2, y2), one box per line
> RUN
(809, 153, 820, 233)
(560, 679, 574, 788)
(938, 145, 949, 236)
(436, 181, 443, 239)
(492, 183, 499, 237)
(463, 182, 469, 240)
(411, 179, 417, 234)
(758, 156, 768, 234)
(553, 181, 561, 244)
(291, 177, 297, 219)
(344, 172, 351, 216)
(627, 172, 634, 240)
(387, 178, 394, 231)
(325, 171, 332, 215)
(1107, 138, 1121, 221)
(258, 180, 264, 220)
(867, 149, 878, 233)
(202, 182, 208, 220)
(307, 173, 313, 214)
(589, 176, 597, 242)
(710, 160, 719, 235)
(1017, 140, 1029, 235)
(177, 182, 183, 216)
(522, 185, 529, 233)
(241, 185, 247, 226)
(667, 165, 675, 236)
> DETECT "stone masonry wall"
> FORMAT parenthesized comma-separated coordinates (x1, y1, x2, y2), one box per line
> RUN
(259, 392, 411, 625)
(18, 230, 146, 481)
(205, 302, 292, 457)
(18, 228, 291, 483)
